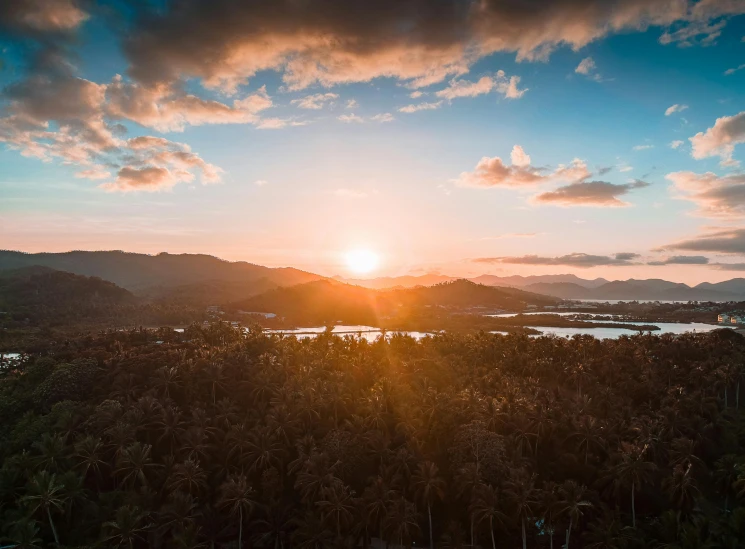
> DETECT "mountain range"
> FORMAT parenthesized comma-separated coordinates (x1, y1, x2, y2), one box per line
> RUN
(2, 250, 745, 303)
(341, 273, 745, 301)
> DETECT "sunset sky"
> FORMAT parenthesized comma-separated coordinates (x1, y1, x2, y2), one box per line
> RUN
(2, 1, 745, 283)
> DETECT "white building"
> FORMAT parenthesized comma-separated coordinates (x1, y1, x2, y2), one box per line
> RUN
(719, 314, 731, 323)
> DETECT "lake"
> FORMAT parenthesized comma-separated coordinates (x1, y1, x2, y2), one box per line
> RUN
(518, 322, 729, 339)
(266, 325, 431, 342)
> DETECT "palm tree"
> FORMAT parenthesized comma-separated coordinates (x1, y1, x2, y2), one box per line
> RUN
(167, 458, 208, 497)
(411, 461, 446, 549)
(556, 480, 593, 549)
(364, 475, 397, 545)
(217, 473, 257, 548)
(663, 463, 700, 513)
(455, 463, 482, 547)
(715, 454, 741, 511)
(609, 444, 657, 528)
(73, 436, 107, 485)
(384, 497, 420, 549)
(104, 505, 152, 549)
(506, 472, 537, 549)
(316, 482, 356, 538)
(470, 484, 505, 549)
(6, 518, 43, 549)
(20, 471, 65, 546)
(115, 442, 160, 488)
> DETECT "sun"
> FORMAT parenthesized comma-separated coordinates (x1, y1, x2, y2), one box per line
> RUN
(345, 249, 380, 275)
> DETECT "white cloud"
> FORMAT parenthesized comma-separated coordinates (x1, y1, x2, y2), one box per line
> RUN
(254, 179, 268, 186)
(665, 104, 689, 116)
(690, 111, 745, 166)
(670, 140, 684, 149)
(290, 93, 339, 110)
(726, 63, 745, 75)
(345, 99, 359, 109)
(398, 101, 443, 113)
(371, 113, 395, 123)
(338, 113, 364, 123)
(633, 144, 654, 151)
(619, 165, 633, 172)
(575, 57, 596, 75)
(455, 145, 590, 188)
(409, 91, 424, 99)
(334, 188, 368, 198)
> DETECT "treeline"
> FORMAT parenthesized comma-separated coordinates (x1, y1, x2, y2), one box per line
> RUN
(1, 325, 745, 548)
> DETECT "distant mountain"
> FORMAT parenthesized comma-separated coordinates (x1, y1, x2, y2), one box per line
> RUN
(337, 273, 456, 289)
(524, 282, 594, 299)
(524, 279, 745, 301)
(0, 250, 324, 296)
(347, 272, 745, 301)
(233, 279, 557, 324)
(471, 274, 610, 289)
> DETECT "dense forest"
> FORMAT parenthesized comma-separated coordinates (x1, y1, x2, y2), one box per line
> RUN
(2, 325, 745, 548)
(231, 280, 556, 325)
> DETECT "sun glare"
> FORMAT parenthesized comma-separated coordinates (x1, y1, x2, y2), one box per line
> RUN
(345, 249, 380, 275)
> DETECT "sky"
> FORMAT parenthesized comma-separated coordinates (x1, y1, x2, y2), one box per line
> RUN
(2, 0, 745, 283)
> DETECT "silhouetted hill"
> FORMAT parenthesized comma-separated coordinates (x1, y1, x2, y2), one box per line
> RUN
(524, 282, 594, 299)
(0, 250, 324, 295)
(233, 279, 558, 324)
(0, 266, 134, 321)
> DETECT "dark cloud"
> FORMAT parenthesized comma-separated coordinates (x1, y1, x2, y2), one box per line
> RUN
(121, 0, 742, 91)
(474, 252, 641, 268)
(647, 255, 710, 265)
(532, 179, 649, 207)
(659, 227, 745, 254)
(0, 0, 88, 35)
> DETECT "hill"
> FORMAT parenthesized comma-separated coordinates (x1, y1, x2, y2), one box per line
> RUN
(0, 250, 324, 297)
(0, 266, 135, 322)
(233, 279, 558, 324)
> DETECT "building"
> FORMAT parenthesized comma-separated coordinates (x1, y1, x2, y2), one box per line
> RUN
(719, 314, 731, 323)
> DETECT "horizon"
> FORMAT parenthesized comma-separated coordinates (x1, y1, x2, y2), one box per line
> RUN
(2, 2, 745, 284)
(4, 247, 745, 287)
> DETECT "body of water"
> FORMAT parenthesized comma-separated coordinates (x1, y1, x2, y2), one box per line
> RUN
(266, 325, 431, 342)
(519, 322, 728, 339)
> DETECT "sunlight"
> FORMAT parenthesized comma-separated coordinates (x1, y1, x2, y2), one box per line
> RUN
(345, 249, 380, 275)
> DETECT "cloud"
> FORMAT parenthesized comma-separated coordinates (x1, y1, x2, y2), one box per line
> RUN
(619, 165, 633, 172)
(455, 145, 591, 188)
(667, 171, 745, 218)
(100, 137, 221, 192)
(409, 91, 424, 99)
(75, 167, 111, 180)
(435, 75, 497, 100)
(659, 227, 745, 255)
(533, 179, 650, 207)
(647, 255, 709, 265)
(689, 111, 745, 166)
(665, 103, 689, 116)
(345, 99, 358, 109)
(575, 57, 596, 75)
(725, 63, 745, 75)
(106, 77, 274, 132)
(633, 144, 654, 150)
(574, 56, 607, 82)
(474, 252, 641, 268)
(371, 113, 395, 123)
(121, 0, 741, 93)
(254, 179, 269, 186)
(0, 0, 88, 34)
(398, 101, 443, 113)
(338, 113, 364, 123)
(670, 140, 684, 149)
(290, 92, 339, 109)
(658, 18, 726, 47)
